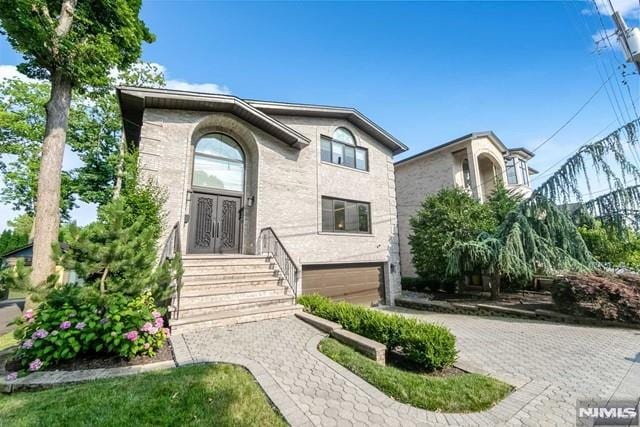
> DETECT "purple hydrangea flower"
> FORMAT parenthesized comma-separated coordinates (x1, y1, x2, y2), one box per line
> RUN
(124, 330, 138, 341)
(29, 359, 43, 372)
(140, 322, 153, 333)
(21, 339, 33, 349)
(75, 322, 86, 330)
(152, 310, 161, 318)
(59, 321, 71, 330)
(23, 309, 34, 320)
(154, 317, 164, 328)
(32, 329, 48, 339)
(5, 372, 17, 382)
(148, 326, 158, 335)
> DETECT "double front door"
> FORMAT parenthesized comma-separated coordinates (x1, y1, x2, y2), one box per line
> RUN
(188, 192, 241, 254)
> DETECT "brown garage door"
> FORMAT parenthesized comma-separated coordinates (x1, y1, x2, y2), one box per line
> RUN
(301, 263, 385, 306)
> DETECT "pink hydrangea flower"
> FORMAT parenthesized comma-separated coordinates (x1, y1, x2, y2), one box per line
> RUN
(154, 317, 164, 328)
(143, 343, 150, 350)
(21, 339, 34, 349)
(32, 329, 48, 339)
(148, 326, 158, 335)
(5, 372, 17, 382)
(75, 322, 86, 330)
(29, 359, 43, 372)
(140, 322, 153, 332)
(152, 310, 161, 318)
(60, 321, 71, 330)
(124, 330, 138, 341)
(23, 309, 34, 320)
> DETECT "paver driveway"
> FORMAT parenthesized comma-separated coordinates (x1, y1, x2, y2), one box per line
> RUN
(171, 309, 640, 426)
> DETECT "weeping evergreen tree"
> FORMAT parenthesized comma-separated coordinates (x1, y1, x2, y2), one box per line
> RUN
(448, 118, 640, 298)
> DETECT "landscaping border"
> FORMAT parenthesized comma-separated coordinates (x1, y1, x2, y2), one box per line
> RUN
(1, 359, 176, 393)
(395, 295, 640, 330)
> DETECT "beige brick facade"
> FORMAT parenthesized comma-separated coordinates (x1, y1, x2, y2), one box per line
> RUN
(394, 133, 534, 278)
(136, 107, 402, 304)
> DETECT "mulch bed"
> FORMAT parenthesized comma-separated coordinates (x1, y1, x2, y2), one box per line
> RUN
(407, 288, 556, 312)
(4, 341, 174, 373)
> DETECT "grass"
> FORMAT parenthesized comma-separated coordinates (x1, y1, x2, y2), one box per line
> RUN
(0, 364, 287, 427)
(0, 331, 17, 351)
(319, 338, 512, 413)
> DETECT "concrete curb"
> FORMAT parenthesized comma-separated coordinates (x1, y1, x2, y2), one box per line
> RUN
(306, 333, 553, 425)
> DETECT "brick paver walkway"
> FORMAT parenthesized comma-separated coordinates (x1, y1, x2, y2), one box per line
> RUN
(171, 310, 640, 426)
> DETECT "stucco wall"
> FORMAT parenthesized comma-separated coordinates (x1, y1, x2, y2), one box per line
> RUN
(137, 109, 401, 304)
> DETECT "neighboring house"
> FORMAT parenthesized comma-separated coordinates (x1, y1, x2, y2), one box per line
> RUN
(117, 87, 407, 330)
(1, 243, 73, 285)
(394, 131, 537, 278)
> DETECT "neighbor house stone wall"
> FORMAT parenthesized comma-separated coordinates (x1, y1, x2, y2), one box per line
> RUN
(137, 110, 401, 304)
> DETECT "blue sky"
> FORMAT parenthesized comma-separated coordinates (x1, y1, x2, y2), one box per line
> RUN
(1, 0, 639, 227)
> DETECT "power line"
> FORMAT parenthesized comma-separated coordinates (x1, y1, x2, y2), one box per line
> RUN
(529, 71, 613, 153)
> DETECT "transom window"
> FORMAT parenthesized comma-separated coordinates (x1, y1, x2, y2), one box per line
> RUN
(322, 197, 371, 233)
(321, 129, 368, 171)
(462, 159, 471, 189)
(192, 133, 244, 192)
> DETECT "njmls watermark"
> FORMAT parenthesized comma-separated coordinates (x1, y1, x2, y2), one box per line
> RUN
(576, 400, 639, 426)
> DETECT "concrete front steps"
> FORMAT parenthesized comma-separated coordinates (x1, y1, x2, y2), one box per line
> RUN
(171, 254, 301, 334)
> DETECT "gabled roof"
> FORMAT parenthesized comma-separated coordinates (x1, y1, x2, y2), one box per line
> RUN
(247, 100, 408, 154)
(395, 131, 535, 167)
(116, 87, 407, 154)
(117, 87, 311, 149)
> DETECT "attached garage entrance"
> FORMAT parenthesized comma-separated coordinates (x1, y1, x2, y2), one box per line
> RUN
(301, 263, 385, 306)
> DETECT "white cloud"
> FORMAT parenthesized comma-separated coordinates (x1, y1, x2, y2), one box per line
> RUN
(583, 0, 640, 16)
(165, 79, 230, 94)
(0, 65, 38, 82)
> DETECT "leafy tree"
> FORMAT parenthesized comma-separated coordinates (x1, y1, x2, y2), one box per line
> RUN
(0, 64, 165, 220)
(0, 229, 28, 256)
(576, 220, 640, 270)
(486, 184, 523, 225)
(409, 187, 496, 282)
(0, 0, 154, 285)
(447, 119, 640, 298)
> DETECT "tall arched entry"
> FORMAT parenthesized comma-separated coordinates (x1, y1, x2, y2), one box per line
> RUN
(188, 133, 244, 254)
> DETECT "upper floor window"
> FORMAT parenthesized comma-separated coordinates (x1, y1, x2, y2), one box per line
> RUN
(321, 128, 368, 171)
(192, 133, 244, 192)
(505, 157, 529, 186)
(321, 196, 371, 233)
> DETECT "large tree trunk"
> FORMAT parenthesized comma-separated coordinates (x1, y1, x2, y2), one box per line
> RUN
(490, 273, 501, 300)
(30, 71, 73, 285)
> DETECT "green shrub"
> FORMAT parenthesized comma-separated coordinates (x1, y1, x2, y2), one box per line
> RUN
(12, 289, 168, 371)
(298, 294, 457, 370)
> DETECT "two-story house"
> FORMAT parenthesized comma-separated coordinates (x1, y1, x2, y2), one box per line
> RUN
(117, 87, 407, 332)
(394, 131, 537, 277)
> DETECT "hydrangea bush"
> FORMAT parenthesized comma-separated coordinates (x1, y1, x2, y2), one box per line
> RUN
(13, 291, 168, 371)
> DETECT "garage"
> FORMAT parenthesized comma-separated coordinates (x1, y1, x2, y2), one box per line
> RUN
(301, 263, 385, 306)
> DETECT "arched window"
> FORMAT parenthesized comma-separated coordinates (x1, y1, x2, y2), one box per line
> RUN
(192, 133, 244, 192)
(333, 127, 355, 145)
(462, 159, 471, 189)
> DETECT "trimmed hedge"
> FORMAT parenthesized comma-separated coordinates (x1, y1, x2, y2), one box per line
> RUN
(298, 294, 457, 370)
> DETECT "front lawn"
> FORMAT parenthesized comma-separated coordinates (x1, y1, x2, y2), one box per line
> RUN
(0, 332, 17, 351)
(0, 364, 286, 427)
(319, 338, 512, 413)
